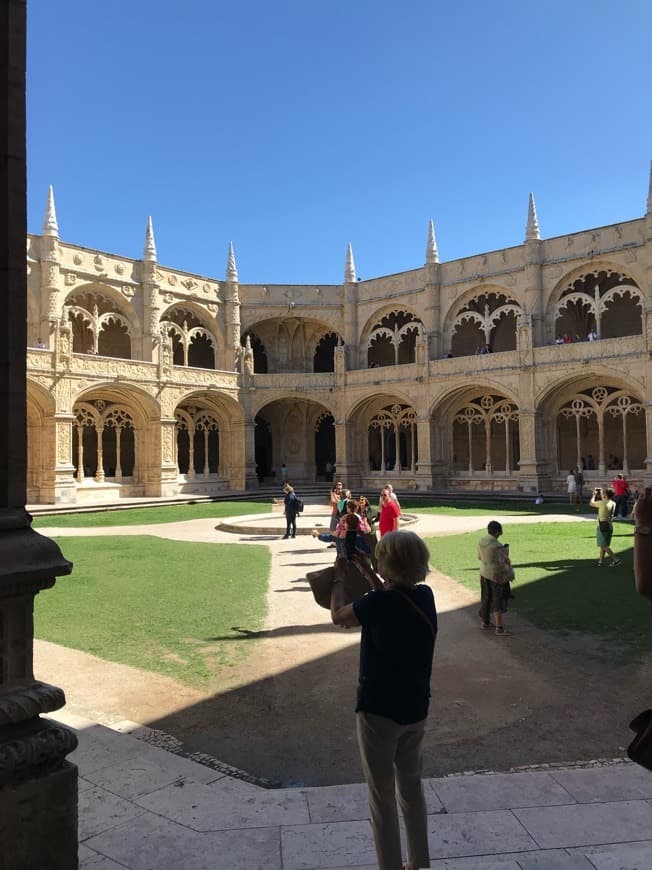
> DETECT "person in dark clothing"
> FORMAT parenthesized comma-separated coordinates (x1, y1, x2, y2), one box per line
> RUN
(331, 531, 436, 870)
(282, 483, 299, 539)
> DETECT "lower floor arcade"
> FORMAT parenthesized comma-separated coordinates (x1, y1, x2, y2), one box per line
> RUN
(26, 375, 652, 505)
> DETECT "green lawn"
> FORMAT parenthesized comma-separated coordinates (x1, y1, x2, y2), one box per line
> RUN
(400, 499, 589, 518)
(424, 521, 648, 657)
(34, 536, 270, 687)
(33, 500, 271, 528)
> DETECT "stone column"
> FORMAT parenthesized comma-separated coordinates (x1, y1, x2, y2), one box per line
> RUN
(53, 413, 77, 504)
(517, 409, 550, 492)
(644, 403, 652, 483)
(523, 239, 544, 347)
(343, 282, 359, 370)
(414, 414, 434, 490)
(334, 418, 357, 488)
(242, 418, 258, 489)
(423, 260, 441, 359)
(0, 4, 78, 864)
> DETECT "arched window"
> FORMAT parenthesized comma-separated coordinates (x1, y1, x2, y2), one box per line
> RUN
(368, 404, 418, 472)
(452, 395, 519, 473)
(554, 270, 643, 342)
(174, 406, 220, 476)
(161, 308, 216, 369)
(450, 293, 520, 357)
(66, 292, 133, 359)
(556, 387, 644, 474)
(313, 332, 339, 372)
(367, 311, 422, 368)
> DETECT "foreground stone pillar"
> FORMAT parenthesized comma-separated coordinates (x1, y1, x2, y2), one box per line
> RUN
(1, 3, 79, 865)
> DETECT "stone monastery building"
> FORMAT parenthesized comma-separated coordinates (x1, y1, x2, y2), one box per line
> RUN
(26, 177, 652, 505)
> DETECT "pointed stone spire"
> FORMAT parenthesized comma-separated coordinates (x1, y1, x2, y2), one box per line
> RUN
(143, 216, 157, 262)
(226, 242, 239, 282)
(42, 185, 59, 237)
(344, 243, 356, 283)
(525, 192, 540, 241)
(426, 219, 439, 264)
(647, 160, 652, 215)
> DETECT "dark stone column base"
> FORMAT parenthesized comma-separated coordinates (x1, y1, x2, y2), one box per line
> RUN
(0, 761, 78, 869)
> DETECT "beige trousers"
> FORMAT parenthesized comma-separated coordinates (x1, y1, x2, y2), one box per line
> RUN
(356, 712, 430, 870)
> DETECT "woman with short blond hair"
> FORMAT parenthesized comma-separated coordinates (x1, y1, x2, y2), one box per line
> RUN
(331, 530, 437, 870)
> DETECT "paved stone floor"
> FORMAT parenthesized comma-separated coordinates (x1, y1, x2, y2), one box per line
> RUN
(37, 504, 652, 868)
(52, 709, 652, 870)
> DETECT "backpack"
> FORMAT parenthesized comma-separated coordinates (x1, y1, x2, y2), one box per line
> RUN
(295, 497, 304, 514)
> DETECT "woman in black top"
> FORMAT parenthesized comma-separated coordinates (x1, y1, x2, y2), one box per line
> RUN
(331, 530, 437, 870)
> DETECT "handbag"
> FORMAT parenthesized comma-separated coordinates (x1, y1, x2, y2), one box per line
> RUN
(627, 709, 652, 771)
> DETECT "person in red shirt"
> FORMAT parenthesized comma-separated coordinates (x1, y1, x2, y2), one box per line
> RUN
(612, 473, 630, 519)
(379, 487, 400, 537)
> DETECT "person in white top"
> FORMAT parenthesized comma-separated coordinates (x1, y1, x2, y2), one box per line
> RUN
(566, 469, 577, 504)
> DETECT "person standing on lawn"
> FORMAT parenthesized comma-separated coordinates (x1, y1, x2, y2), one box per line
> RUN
(477, 520, 514, 637)
(330, 530, 437, 870)
(566, 469, 578, 504)
(379, 487, 400, 537)
(589, 486, 620, 567)
(612, 473, 630, 519)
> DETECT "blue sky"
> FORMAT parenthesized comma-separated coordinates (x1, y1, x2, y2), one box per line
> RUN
(27, 0, 652, 284)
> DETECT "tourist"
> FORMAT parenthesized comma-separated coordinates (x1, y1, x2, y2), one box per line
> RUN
(612, 473, 630, 519)
(330, 530, 437, 870)
(477, 520, 514, 636)
(386, 483, 401, 509)
(282, 483, 300, 539)
(280, 462, 288, 484)
(562, 333, 572, 344)
(36, 337, 45, 349)
(587, 453, 596, 470)
(325, 459, 334, 482)
(589, 487, 620, 567)
(555, 336, 564, 345)
(566, 469, 577, 504)
(587, 329, 598, 341)
(379, 487, 400, 537)
(633, 488, 652, 600)
(329, 481, 343, 527)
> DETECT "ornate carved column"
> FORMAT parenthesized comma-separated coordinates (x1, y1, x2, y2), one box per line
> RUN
(0, 4, 78, 864)
(516, 409, 550, 492)
(243, 418, 258, 489)
(334, 418, 356, 487)
(414, 414, 434, 490)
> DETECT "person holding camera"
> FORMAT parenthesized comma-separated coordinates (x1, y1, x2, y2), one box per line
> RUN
(330, 531, 436, 870)
(589, 486, 620, 567)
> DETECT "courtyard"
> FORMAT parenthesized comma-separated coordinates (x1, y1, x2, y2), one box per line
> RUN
(34, 500, 650, 788)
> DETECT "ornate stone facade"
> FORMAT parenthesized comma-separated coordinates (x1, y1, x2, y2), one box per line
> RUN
(26, 182, 652, 503)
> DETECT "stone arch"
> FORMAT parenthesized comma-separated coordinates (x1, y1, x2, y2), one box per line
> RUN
(430, 384, 520, 476)
(347, 391, 419, 478)
(547, 264, 643, 343)
(536, 373, 646, 475)
(26, 379, 57, 503)
(313, 331, 339, 373)
(253, 396, 335, 482)
(159, 303, 219, 370)
(242, 316, 338, 373)
(173, 390, 245, 489)
(443, 286, 521, 357)
(64, 285, 137, 358)
(360, 306, 423, 368)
